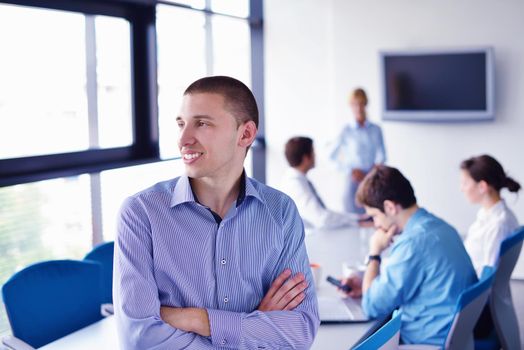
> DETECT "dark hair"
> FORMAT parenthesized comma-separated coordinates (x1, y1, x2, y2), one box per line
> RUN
(356, 165, 417, 212)
(460, 154, 521, 193)
(285, 137, 313, 167)
(184, 76, 259, 128)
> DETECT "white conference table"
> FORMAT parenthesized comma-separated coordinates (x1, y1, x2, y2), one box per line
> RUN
(39, 226, 377, 350)
(306, 225, 379, 350)
(38, 315, 118, 349)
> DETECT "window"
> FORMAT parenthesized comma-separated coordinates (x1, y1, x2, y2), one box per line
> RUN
(156, 3, 252, 167)
(0, 6, 89, 159)
(211, 0, 250, 18)
(156, 6, 207, 159)
(95, 16, 133, 148)
(212, 15, 251, 82)
(0, 6, 132, 160)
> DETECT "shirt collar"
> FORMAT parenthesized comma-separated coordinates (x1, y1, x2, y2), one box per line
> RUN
(245, 173, 264, 204)
(287, 167, 307, 178)
(402, 207, 428, 235)
(170, 175, 196, 207)
(349, 118, 370, 129)
(170, 170, 260, 208)
(477, 199, 505, 221)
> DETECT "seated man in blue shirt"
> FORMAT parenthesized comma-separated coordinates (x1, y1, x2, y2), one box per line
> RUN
(114, 76, 319, 349)
(341, 165, 476, 345)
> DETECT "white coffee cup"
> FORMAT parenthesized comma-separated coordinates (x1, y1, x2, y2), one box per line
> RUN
(309, 263, 322, 289)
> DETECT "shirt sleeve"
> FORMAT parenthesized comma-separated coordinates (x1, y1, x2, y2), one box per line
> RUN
(362, 238, 422, 318)
(374, 125, 387, 165)
(206, 199, 320, 349)
(328, 127, 353, 172)
(114, 197, 212, 350)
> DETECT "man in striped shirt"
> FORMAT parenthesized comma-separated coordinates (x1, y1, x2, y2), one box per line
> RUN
(114, 76, 320, 349)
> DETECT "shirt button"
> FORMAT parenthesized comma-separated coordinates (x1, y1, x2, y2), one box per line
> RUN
(221, 339, 227, 345)
(221, 259, 227, 265)
(223, 297, 229, 303)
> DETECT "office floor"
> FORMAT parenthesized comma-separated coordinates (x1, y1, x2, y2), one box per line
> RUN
(511, 279, 524, 349)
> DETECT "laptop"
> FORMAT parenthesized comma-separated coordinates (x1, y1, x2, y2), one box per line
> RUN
(318, 295, 369, 323)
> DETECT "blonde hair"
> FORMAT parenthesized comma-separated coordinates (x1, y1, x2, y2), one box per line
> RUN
(350, 88, 368, 105)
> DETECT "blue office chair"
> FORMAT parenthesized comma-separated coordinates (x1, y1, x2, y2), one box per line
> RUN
(487, 226, 524, 350)
(84, 241, 114, 304)
(353, 310, 401, 350)
(400, 266, 496, 350)
(2, 260, 104, 349)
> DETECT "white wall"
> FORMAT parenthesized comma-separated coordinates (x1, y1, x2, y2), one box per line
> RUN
(264, 0, 524, 277)
(264, 0, 340, 194)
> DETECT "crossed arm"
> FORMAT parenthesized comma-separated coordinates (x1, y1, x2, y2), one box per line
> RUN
(160, 268, 308, 337)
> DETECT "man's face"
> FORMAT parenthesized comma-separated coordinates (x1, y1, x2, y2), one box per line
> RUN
(350, 98, 366, 123)
(177, 92, 244, 180)
(304, 149, 316, 171)
(460, 169, 483, 203)
(365, 206, 396, 232)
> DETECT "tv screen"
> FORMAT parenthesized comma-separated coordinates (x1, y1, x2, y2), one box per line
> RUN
(380, 48, 494, 122)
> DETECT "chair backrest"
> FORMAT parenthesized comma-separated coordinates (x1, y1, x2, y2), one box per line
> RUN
(353, 310, 401, 350)
(496, 226, 524, 281)
(444, 266, 496, 350)
(84, 241, 114, 303)
(490, 226, 524, 350)
(2, 260, 104, 348)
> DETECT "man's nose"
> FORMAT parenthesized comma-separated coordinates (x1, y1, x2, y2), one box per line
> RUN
(178, 126, 196, 148)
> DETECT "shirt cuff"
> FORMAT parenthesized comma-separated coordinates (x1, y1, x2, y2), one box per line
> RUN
(207, 309, 243, 348)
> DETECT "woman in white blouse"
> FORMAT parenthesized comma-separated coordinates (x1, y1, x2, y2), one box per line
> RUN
(460, 154, 521, 277)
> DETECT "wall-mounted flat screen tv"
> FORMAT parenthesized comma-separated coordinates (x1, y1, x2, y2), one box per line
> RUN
(380, 47, 494, 122)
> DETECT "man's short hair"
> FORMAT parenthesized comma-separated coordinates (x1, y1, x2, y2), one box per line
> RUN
(356, 165, 417, 212)
(184, 76, 259, 128)
(285, 137, 313, 167)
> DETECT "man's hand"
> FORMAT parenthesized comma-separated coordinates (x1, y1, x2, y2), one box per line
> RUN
(160, 307, 210, 337)
(351, 168, 366, 183)
(258, 268, 308, 311)
(369, 225, 397, 255)
(340, 275, 363, 298)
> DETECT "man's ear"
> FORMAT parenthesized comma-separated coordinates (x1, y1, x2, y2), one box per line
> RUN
(383, 200, 397, 216)
(301, 153, 312, 166)
(238, 121, 257, 148)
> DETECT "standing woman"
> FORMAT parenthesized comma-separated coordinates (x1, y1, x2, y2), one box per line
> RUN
(460, 154, 521, 276)
(330, 88, 386, 214)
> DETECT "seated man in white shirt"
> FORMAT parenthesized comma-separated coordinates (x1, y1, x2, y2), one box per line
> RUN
(280, 136, 360, 229)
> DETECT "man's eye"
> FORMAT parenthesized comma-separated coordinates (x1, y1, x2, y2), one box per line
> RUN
(197, 121, 207, 127)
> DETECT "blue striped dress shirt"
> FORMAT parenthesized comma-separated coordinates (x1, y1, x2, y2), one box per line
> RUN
(114, 174, 320, 349)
